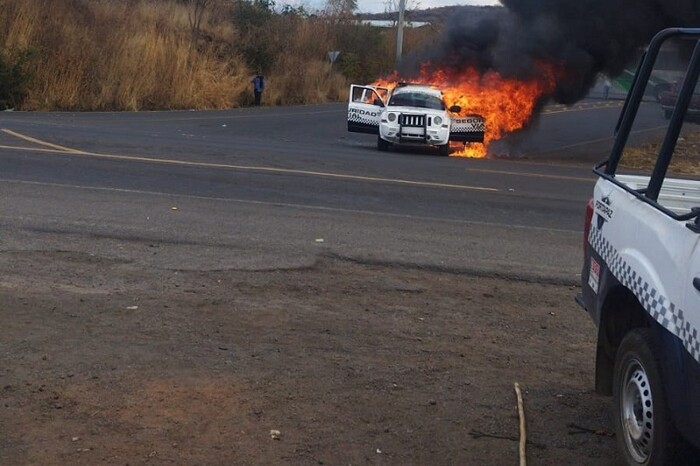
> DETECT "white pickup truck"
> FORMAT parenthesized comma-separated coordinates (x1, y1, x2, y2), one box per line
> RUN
(347, 83, 485, 156)
(577, 28, 700, 465)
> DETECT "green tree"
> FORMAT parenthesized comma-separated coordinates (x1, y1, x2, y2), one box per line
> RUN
(233, 0, 275, 31)
(233, 0, 278, 73)
(334, 24, 389, 81)
(337, 51, 361, 81)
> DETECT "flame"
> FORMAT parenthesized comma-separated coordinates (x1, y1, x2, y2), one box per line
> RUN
(373, 63, 558, 158)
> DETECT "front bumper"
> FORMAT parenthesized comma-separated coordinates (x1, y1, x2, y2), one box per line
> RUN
(380, 123, 450, 146)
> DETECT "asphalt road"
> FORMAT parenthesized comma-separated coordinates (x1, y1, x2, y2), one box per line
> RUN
(0, 98, 668, 282)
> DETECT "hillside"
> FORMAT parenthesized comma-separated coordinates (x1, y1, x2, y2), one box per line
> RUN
(0, 0, 433, 111)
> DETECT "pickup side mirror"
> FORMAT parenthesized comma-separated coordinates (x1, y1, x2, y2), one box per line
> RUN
(449, 105, 461, 113)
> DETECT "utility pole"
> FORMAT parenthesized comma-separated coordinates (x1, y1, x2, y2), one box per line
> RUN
(395, 0, 406, 67)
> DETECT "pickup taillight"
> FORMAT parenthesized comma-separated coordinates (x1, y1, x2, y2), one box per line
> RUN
(583, 198, 594, 256)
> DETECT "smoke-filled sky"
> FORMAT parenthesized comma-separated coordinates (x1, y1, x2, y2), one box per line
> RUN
(400, 0, 700, 104)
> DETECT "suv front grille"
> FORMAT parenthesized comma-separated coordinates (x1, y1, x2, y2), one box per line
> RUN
(399, 114, 425, 127)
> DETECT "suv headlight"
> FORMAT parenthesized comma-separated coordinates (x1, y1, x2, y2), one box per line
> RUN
(387, 113, 397, 122)
(433, 116, 443, 126)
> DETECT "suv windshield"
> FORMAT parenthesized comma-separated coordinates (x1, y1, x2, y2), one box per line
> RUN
(388, 92, 445, 110)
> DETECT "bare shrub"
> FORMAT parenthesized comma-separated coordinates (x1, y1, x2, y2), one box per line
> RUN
(0, 0, 435, 110)
(0, 0, 247, 110)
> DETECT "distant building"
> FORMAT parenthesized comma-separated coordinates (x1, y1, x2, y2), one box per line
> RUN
(356, 19, 430, 28)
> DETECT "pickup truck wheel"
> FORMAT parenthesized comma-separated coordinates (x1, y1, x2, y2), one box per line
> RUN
(438, 143, 450, 157)
(613, 329, 681, 465)
(377, 136, 390, 152)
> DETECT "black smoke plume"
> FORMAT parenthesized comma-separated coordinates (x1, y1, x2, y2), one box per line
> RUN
(400, 1, 700, 104)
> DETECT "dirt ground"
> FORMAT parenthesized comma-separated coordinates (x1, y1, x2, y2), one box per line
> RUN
(0, 250, 618, 465)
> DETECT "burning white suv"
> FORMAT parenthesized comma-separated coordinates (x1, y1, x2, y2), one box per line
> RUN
(347, 83, 485, 156)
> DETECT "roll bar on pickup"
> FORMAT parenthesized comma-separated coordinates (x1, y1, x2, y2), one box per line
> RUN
(597, 28, 700, 221)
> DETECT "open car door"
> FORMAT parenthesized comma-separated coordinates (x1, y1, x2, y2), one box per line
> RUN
(347, 85, 385, 134)
(375, 86, 389, 103)
(450, 115, 486, 143)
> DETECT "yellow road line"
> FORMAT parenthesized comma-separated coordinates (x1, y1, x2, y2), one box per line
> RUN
(0, 136, 592, 184)
(1, 129, 87, 154)
(0, 144, 71, 154)
(0, 129, 499, 193)
(0, 140, 591, 183)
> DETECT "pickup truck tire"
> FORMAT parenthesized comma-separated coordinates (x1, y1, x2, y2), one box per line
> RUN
(438, 143, 450, 157)
(613, 329, 682, 466)
(377, 135, 390, 152)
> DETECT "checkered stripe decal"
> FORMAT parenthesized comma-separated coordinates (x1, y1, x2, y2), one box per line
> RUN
(589, 227, 700, 363)
(451, 117, 485, 133)
(450, 128, 483, 134)
(450, 125, 484, 134)
(348, 112, 379, 127)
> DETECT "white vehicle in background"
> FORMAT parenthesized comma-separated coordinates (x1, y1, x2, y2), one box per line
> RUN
(347, 83, 485, 156)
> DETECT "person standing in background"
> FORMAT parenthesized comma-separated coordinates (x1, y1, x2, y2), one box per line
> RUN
(252, 75, 265, 106)
(603, 77, 612, 100)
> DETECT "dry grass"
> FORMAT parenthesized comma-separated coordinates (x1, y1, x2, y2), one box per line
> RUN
(0, 0, 353, 110)
(621, 129, 700, 176)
